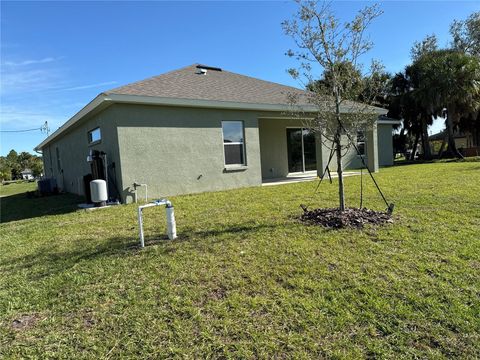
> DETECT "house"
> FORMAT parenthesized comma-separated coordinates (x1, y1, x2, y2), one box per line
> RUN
(35, 64, 398, 203)
(429, 129, 480, 157)
(20, 169, 34, 180)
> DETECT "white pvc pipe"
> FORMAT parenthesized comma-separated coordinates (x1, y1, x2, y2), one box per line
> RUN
(103, 153, 109, 200)
(137, 199, 176, 247)
(138, 206, 145, 248)
(166, 206, 177, 239)
(133, 183, 148, 203)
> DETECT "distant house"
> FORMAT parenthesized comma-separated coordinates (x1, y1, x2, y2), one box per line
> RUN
(35, 64, 399, 203)
(20, 169, 34, 180)
(429, 129, 480, 157)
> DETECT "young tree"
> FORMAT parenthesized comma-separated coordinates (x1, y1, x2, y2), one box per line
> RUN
(282, 0, 384, 211)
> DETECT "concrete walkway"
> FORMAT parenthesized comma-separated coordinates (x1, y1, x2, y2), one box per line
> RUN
(262, 170, 360, 186)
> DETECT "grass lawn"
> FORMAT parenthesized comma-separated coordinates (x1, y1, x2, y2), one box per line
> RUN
(0, 181, 37, 197)
(1, 162, 479, 358)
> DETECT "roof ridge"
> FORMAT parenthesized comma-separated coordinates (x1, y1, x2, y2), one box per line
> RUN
(105, 63, 305, 96)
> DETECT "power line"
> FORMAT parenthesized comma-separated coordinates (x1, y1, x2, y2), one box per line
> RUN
(0, 121, 50, 135)
(0, 128, 42, 133)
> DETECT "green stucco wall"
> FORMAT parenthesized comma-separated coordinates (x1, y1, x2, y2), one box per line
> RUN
(41, 106, 123, 198)
(258, 119, 394, 178)
(258, 118, 305, 178)
(340, 124, 393, 169)
(113, 104, 262, 203)
(41, 102, 394, 203)
(378, 124, 394, 166)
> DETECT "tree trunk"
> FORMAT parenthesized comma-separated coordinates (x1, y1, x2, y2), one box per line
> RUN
(446, 107, 464, 159)
(334, 89, 345, 212)
(335, 133, 345, 211)
(410, 133, 420, 160)
(438, 134, 447, 158)
(399, 127, 405, 148)
(397, 127, 406, 158)
(474, 126, 480, 147)
(421, 117, 432, 160)
(420, 127, 425, 159)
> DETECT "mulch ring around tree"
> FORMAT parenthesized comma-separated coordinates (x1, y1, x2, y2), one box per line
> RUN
(300, 207, 393, 229)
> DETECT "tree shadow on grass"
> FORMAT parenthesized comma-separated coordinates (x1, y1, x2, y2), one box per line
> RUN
(0, 221, 281, 281)
(464, 165, 480, 171)
(0, 235, 135, 280)
(179, 222, 281, 240)
(0, 192, 83, 223)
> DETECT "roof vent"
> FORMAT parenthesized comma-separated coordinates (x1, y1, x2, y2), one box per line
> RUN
(195, 68, 207, 75)
(196, 64, 222, 72)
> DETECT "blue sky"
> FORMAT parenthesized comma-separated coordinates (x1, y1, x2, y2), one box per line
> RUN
(1, 1, 479, 156)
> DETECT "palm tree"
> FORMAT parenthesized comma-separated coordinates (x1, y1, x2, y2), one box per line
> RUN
(388, 71, 433, 160)
(405, 64, 435, 159)
(411, 50, 480, 158)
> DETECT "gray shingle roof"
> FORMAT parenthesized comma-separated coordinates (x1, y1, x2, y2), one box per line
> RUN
(35, 63, 388, 151)
(106, 64, 309, 106)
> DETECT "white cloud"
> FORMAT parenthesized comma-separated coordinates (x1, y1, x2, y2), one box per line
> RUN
(0, 109, 64, 133)
(0, 55, 117, 137)
(0, 55, 68, 95)
(0, 68, 64, 95)
(2, 57, 64, 67)
(60, 81, 117, 91)
(0, 65, 116, 95)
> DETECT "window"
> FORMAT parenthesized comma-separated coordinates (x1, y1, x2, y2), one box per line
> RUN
(56, 147, 61, 171)
(222, 121, 245, 166)
(88, 127, 102, 144)
(357, 129, 366, 156)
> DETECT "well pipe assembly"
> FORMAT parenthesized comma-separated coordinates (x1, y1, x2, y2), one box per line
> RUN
(133, 182, 148, 203)
(137, 199, 177, 247)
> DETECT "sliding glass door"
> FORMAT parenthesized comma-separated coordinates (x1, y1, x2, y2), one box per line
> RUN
(286, 128, 317, 173)
(303, 129, 317, 171)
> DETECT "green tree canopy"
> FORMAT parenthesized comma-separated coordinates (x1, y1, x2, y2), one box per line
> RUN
(410, 50, 480, 157)
(450, 11, 480, 57)
(0, 150, 43, 181)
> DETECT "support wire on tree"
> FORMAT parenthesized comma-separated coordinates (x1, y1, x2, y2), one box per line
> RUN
(302, 120, 394, 215)
(336, 119, 394, 213)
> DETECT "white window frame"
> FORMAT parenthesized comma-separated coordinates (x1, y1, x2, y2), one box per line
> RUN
(356, 129, 366, 157)
(88, 127, 102, 145)
(222, 121, 246, 167)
